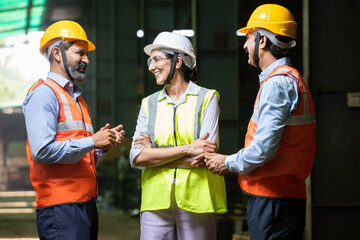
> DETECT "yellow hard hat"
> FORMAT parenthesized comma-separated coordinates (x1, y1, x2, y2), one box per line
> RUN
(238, 4, 297, 39)
(40, 20, 95, 55)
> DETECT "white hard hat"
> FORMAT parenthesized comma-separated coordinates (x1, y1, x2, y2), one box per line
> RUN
(144, 31, 196, 69)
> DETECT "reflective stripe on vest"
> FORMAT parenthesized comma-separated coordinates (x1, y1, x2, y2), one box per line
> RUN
(147, 87, 209, 147)
(240, 65, 315, 199)
(250, 67, 315, 126)
(57, 121, 94, 133)
(26, 78, 97, 208)
(140, 87, 227, 214)
(43, 79, 94, 134)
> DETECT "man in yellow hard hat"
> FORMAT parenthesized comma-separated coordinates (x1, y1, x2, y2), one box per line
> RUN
(193, 4, 316, 239)
(22, 20, 125, 239)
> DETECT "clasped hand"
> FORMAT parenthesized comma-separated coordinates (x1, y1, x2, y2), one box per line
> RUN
(133, 132, 218, 168)
(92, 123, 125, 151)
(192, 152, 230, 176)
(133, 132, 217, 155)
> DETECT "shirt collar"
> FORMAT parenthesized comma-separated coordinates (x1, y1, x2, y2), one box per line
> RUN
(258, 57, 290, 85)
(47, 72, 82, 97)
(158, 81, 199, 105)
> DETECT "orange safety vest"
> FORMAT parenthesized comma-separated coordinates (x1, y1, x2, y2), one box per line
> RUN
(26, 78, 97, 208)
(239, 65, 316, 199)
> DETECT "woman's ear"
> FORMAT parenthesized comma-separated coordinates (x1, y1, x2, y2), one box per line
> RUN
(176, 57, 183, 69)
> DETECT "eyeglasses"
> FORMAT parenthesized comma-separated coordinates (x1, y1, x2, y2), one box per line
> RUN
(147, 55, 169, 67)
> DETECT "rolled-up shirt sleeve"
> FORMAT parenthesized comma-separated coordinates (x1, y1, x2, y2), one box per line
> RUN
(129, 106, 148, 168)
(199, 93, 219, 143)
(225, 76, 299, 174)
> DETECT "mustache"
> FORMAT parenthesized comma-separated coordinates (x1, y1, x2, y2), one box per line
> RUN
(244, 48, 249, 55)
(67, 61, 87, 83)
(75, 62, 87, 71)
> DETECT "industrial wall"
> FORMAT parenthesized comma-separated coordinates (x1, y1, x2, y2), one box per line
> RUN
(59, 0, 360, 238)
(1, 0, 359, 239)
(309, 0, 360, 239)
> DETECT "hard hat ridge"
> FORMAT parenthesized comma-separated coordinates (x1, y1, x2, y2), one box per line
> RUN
(238, 4, 297, 40)
(144, 31, 196, 69)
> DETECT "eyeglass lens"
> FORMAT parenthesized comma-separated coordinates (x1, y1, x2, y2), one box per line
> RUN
(147, 55, 167, 67)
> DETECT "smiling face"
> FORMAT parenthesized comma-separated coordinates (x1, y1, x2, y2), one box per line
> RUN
(148, 50, 171, 85)
(65, 41, 89, 83)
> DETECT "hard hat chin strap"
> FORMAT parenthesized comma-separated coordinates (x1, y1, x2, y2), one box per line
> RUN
(59, 41, 75, 82)
(165, 52, 179, 85)
(253, 32, 261, 68)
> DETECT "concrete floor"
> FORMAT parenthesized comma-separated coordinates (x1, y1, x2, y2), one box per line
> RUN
(0, 191, 249, 240)
(0, 190, 140, 239)
(0, 210, 140, 240)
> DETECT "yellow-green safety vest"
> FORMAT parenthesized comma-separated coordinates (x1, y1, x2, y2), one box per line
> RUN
(140, 86, 227, 214)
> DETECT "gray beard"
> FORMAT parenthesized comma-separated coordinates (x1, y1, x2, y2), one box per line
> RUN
(67, 65, 87, 83)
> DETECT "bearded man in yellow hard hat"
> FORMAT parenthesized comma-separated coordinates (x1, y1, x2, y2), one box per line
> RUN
(194, 4, 316, 240)
(23, 20, 125, 240)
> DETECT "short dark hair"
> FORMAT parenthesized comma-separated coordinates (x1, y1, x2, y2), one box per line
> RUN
(166, 53, 198, 83)
(181, 63, 197, 83)
(265, 35, 294, 59)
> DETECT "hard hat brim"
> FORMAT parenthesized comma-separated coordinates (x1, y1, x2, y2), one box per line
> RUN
(237, 26, 296, 39)
(40, 37, 96, 55)
(238, 26, 255, 35)
(65, 38, 96, 51)
(144, 43, 195, 59)
(86, 40, 96, 51)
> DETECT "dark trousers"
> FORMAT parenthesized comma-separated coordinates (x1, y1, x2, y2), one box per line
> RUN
(246, 196, 306, 240)
(36, 198, 98, 240)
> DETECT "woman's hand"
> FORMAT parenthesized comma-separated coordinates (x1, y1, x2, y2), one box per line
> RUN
(134, 133, 152, 149)
(186, 132, 217, 156)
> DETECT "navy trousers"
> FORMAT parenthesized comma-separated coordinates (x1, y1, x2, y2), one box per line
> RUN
(36, 198, 98, 240)
(246, 196, 306, 240)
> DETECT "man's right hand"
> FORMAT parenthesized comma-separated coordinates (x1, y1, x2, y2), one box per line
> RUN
(92, 123, 120, 151)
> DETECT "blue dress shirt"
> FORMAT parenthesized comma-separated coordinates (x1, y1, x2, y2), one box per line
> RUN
(22, 72, 95, 164)
(225, 57, 300, 174)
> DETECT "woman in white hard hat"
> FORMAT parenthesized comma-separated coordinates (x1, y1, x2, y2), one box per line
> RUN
(129, 31, 227, 240)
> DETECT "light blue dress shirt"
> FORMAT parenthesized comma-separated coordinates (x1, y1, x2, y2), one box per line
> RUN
(129, 81, 219, 168)
(225, 57, 300, 174)
(22, 72, 95, 164)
